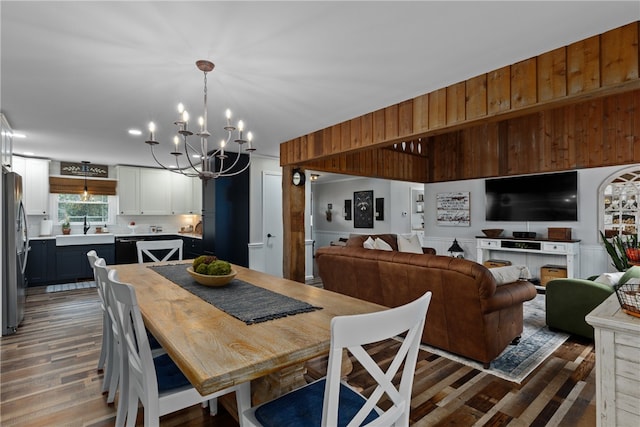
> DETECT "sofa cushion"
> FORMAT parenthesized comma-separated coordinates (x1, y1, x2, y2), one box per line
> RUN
(397, 234, 423, 254)
(619, 265, 640, 285)
(363, 236, 376, 249)
(490, 265, 531, 285)
(346, 234, 399, 251)
(374, 237, 393, 251)
(593, 272, 625, 287)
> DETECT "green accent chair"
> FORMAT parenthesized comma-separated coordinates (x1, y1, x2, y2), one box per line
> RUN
(545, 266, 640, 340)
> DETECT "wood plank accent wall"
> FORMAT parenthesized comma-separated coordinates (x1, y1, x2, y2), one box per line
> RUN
(421, 90, 640, 182)
(280, 21, 640, 183)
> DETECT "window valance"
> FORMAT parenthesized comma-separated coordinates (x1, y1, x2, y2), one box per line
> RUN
(49, 176, 117, 195)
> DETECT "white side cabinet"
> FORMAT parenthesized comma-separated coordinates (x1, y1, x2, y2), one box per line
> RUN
(12, 156, 50, 215)
(586, 294, 640, 427)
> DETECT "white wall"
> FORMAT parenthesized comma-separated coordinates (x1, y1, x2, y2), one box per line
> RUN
(311, 165, 637, 279)
(310, 176, 422, 249)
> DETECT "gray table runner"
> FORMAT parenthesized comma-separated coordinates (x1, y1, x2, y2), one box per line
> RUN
(149, 264, 321, 324)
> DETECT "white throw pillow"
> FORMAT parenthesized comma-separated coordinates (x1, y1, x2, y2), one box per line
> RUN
(593, 272, 625, 286)
(374, 237, 393, 251)
(363, 236, 376, 250)
(490, 265, 531, 286)
(397, 234, 423, 254)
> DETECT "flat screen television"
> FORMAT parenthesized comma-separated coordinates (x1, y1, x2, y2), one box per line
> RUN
(485, 171, 578, 221)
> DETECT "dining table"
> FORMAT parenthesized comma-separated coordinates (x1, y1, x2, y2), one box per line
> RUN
(111, 260, 385, 408)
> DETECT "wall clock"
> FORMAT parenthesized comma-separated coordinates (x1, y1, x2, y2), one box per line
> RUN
(292, 169, 305, 186)
(354, 190, 373, 228)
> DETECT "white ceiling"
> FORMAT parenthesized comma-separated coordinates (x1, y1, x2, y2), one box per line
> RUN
(2, 1, 639, 169)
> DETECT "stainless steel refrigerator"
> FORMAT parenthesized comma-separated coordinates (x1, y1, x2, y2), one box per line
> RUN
(2, 168, 29, 335)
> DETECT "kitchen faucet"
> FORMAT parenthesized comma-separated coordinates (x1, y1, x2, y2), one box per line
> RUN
(83, 215, 91, 235)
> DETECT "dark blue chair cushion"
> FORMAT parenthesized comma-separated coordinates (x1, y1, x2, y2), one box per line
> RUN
(154, 353, 191, 393)
(147, 329, 162, 350)
(254, 379, 379, 427)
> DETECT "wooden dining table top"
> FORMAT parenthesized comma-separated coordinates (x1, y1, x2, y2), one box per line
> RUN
(111, 261, 384, 396)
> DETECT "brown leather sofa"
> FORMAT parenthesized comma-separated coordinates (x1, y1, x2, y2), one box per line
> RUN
(316, 242, 537, 367)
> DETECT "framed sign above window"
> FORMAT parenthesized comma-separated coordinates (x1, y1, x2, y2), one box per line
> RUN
(61, 162, 108, 178)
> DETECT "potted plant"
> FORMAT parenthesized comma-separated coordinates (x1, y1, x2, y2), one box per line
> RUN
(61, 218, 71, 235)
(600, 231, 640, 271)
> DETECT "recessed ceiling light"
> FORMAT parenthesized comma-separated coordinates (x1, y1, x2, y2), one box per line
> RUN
(128, 129, 142, 136)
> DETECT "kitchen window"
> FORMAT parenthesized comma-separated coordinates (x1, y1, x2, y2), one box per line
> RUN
(53, 194, 116, 225)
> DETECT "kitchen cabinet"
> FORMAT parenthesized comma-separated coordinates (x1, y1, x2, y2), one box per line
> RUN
(56, 243, 114, 282)
(12, 156, 50, 215)
(182, 236, 203, 259)
(26, 239, 56, 285)
(118, 166, 199, 215)
(116, 166, 140, 215)
(139, 168, 170, 215)
(171, 173, 201, 215)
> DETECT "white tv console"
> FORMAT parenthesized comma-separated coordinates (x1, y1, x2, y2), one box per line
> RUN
(476, 237, 581, 279)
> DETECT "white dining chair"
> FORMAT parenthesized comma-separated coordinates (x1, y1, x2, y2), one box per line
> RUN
(242, 292, 432, 427)
(87, 251, 114, 398)
(136, 239, 183, 263)
(87, 251, 108, 371)
(92, 257, 125, 409)
(105, 268, 251, 427)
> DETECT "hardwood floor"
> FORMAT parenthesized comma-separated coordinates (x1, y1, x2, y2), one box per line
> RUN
(0, 286, 597, 426)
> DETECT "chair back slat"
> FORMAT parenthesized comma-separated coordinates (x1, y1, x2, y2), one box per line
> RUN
(136, 239, 183, 263)
(322, 292, 432, 427)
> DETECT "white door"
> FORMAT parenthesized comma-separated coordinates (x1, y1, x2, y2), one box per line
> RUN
(263, 172, 283, 277)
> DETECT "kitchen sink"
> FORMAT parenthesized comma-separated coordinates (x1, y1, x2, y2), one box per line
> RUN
(55, 233, 115, 246)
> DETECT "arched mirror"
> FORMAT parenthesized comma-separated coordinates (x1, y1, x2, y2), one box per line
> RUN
(600, 166, 640, 238)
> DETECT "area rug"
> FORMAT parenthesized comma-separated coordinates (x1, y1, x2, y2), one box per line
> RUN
(415, 293, 569, 384)
(45, 281, 96, 293)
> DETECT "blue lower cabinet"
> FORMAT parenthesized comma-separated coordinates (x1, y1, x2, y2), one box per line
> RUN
(26, 239, 57, 286)
(56, 244, 115, 282)
(182, 236, 203, 259)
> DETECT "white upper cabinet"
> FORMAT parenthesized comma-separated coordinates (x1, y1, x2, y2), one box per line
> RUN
(170, 172, 192, 215)
(116, 166, 140, 215)
(117, 166, 201, 216)
(13, 156, 50, 215)
(139, 168, 171, 215)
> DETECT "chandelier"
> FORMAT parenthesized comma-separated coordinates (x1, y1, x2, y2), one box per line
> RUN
(144, 60, 255, 180)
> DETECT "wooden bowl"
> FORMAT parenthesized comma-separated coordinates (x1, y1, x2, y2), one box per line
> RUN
(482, 228, 504, 238)
(186, 267, 237, 287)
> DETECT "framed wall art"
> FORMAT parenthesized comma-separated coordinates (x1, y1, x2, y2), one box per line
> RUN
(436, 192, 470, 226)
(375, 197, 384, 221)
(353, 190, 373, 228)
(344, 199, 352, 220)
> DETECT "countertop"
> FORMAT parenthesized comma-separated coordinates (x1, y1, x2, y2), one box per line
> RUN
(30, 232, 202, 241)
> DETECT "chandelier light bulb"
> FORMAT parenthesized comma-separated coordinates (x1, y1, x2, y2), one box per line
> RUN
(225, 109, 232, 119)
(182, 110, 189, 123)
(148, 122, 156, 140)
(177, 103, 184, 114)
(198, 116, 204, 132)
(238, 120, 244, 132)
(173, 135, 179, 147)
